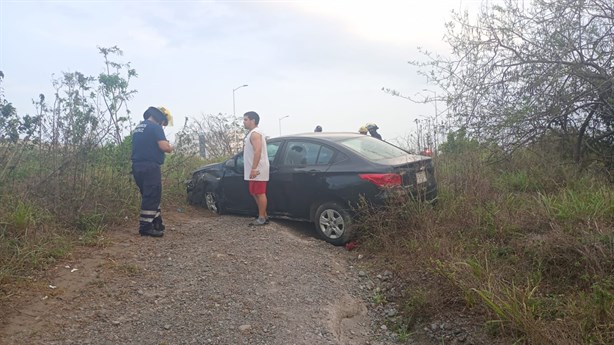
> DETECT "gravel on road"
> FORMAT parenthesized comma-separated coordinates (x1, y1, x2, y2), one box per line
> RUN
(1, 208, 503, 345)
(1, 210, 381, 345)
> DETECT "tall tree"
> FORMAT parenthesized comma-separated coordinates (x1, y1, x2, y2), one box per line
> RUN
(180, 113, 244, 159)
(0, 71, 38, 143)
(413, 0, 614, 165)
(98, 46, 137, 144)
(0, 72, 41, 192)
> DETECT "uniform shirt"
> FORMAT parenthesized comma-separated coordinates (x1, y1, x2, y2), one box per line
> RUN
(243, 127, 270, 181)
(131, 120, 168, 165)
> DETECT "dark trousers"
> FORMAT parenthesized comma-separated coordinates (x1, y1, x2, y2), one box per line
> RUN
(132, 162, 163, 232)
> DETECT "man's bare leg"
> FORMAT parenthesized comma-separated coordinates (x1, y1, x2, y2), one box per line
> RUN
(254, 194, 268, 219)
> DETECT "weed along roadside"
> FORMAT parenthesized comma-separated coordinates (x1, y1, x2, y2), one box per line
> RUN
(354, 144, 614, 345)
(2, 140, 612, 344)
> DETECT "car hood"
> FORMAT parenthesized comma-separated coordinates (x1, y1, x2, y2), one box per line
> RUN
(192, 161, 224, 174)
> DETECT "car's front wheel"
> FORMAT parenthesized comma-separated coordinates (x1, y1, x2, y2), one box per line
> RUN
(314, 202, 353, 246)
(205, 191, 222, 214)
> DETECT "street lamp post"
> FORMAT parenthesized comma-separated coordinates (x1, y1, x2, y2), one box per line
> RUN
(232, 84, 248, 117)
(278, 115, 289, 136)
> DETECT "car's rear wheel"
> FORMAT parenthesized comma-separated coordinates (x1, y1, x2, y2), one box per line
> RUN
(314, 202, 353, 246)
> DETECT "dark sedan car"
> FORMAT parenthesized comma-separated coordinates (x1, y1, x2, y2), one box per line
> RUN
(187, 132, 437, 245)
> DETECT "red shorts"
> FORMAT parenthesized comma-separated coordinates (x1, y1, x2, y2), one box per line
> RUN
(248, 181, 267, 195)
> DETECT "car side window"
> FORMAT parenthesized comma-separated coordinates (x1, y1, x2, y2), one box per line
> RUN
(283, 142, 308, 165)
(316, 146, 335, 165)
(333, 152, 348, 163)
(282, 141, 336, 166)
(267, 142, 281, 164)
(303, 143, 321, 164)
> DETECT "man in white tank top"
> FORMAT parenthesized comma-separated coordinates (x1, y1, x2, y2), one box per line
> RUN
(243, 111, 270, 226)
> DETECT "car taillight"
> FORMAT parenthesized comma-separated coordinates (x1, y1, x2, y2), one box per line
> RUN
(359, 173, 402, 187)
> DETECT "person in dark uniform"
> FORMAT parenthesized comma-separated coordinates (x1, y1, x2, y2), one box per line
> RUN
(131, 106, 173, 237)
(314, 125, 322, 132)
(366, 123, 383, 140)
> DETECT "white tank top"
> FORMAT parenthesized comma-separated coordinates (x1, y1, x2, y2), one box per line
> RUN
(243, 127, 270, 181)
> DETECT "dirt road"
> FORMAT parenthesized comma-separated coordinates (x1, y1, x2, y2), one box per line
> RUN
(1, 209, 388, 345)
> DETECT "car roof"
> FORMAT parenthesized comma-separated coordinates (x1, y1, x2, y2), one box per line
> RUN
(272, 132, 366, 141)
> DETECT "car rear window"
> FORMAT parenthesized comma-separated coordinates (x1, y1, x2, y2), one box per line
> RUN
(338, 137, 408, 161)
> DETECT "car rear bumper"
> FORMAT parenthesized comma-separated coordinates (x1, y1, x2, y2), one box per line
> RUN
(378, 183, 437, 204)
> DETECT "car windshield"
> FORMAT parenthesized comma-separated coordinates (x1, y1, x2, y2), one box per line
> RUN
(338, 136, 408, 161)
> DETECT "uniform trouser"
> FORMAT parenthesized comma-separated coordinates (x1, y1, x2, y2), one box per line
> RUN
(132, 162, 163, 232)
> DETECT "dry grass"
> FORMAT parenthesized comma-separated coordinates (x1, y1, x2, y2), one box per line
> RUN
(0, 144, 206, 297)
(357, 147, 614, 344)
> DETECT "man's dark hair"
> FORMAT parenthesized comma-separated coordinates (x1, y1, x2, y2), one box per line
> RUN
(244, 111, 260, 125)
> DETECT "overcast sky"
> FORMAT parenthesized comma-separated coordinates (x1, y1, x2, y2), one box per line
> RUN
(1, 0, 486, 143)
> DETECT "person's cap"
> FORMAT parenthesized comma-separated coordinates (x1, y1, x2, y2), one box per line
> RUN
(366, 123, 378, 130)
(359, 126, 368, 134)
(143, 106, 173, 126)
(315, 125, 322, 132)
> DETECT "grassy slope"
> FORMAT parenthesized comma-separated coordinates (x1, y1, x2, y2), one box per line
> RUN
(357, 147, 613, 345)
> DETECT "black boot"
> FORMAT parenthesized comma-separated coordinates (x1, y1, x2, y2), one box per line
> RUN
(152, 216, 165, 231)
(139, 223, 164, 237)
(140, 228, 164, 237)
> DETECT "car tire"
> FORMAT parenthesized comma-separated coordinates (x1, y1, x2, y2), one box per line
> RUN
(314, 202, 353, 246)
(205, 191, 223, 214)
